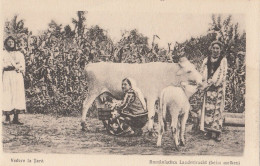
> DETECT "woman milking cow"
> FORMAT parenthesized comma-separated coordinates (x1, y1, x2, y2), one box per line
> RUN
(97, 78, 148, 136)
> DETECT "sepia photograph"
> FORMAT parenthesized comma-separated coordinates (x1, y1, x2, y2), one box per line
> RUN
(0, 0, 259, 166)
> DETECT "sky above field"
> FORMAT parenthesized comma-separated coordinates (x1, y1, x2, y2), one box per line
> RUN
(2, 0, 246, 48)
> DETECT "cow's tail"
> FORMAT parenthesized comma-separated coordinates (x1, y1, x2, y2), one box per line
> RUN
(160, 90, 167, 132)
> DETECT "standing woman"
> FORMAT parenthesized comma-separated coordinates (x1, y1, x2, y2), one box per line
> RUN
(2, 36, 26, 124)
(200, 40, 228, 142)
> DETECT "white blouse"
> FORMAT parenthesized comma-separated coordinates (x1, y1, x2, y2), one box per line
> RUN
(201, 56, 227, 87)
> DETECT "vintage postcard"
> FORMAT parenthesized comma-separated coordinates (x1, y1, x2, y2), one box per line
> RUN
(0, 0, 259, 166)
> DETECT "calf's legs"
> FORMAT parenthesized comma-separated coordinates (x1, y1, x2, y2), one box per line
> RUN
(170, 112, 180, 151)
(179, 104, 190, 146)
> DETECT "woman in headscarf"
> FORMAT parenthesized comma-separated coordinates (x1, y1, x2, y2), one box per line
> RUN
(106, 78, 148, 136)
(200, 40, 228, 142)
(2, 36, 26, 124)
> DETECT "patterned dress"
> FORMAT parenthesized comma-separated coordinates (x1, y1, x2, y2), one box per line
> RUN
(200, 56, 227, 133)
(2, 51, 26, 115)
(107, 89, 148, 136)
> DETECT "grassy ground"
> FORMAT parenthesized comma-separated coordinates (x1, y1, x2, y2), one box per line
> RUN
(2, 114, 244, 155)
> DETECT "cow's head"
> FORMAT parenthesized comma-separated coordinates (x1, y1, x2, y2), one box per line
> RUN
(176, 57, 203, 88)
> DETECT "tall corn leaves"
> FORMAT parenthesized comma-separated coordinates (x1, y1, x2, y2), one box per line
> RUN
(4, 14, 245, 116)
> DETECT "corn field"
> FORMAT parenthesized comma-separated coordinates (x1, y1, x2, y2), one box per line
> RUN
(3, 13, 246, 116)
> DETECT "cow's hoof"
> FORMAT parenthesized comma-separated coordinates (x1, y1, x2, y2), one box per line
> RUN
(152, 132, 158, 137)
(203, 132, 212, 140)
(148, 131, 157, 137)
(179, 140, 186, 146)
(146, 128, 157, 137)
(81, 127, 87, 132)
(134, 128, 143, 136)
(156, 143, 162, 147)
(81, 122, 87, 131)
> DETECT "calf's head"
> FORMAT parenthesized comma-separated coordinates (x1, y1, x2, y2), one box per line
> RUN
(180, 81, 199, 98)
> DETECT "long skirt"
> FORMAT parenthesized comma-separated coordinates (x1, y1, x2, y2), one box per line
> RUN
(105, 110, 147, 136)
(2, 70, 26, 115)
(200, 85, 225, 133)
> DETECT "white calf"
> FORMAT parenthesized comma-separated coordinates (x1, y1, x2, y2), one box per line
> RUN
(156, 82, 200, 150)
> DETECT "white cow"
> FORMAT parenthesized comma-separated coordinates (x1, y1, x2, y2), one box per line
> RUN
(81, 57, 203, 132)
(156, 81, 202, 150)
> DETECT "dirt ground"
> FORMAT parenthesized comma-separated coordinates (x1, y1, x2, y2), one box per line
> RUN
(2, 114, 244, 155)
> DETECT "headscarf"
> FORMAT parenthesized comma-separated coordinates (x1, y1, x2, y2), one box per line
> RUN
(207, 40, 224, 79)
(209, 40, 223, 51)
(124, 77, 147, 111)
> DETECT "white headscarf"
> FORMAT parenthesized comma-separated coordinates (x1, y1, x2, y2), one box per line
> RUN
(126, 77, 147, 110)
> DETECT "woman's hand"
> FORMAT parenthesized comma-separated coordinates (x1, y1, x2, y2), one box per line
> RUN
(207, 79, 214, 85)
(15, 68, 24, 74)
(199, 81, 211, 91)
(15, 68, 20, 73)
(15, 65, 25, 75)
(108, 99, 122, 110)
(105, 102, 116, 109)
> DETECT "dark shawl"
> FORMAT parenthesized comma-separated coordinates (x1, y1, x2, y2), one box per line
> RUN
(207, 55, 225, 79)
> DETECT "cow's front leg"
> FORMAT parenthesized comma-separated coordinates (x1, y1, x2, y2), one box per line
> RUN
(156, 128, 163, 147)
(147, 97, 156, 133)
(81, 92, 100, 131)
(156, 112, 164, 147)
